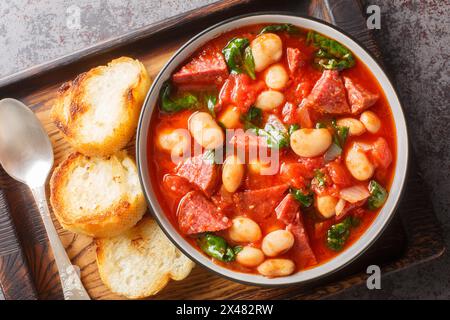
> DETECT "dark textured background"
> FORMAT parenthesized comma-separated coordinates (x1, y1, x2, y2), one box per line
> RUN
(0, 0, 448, 299)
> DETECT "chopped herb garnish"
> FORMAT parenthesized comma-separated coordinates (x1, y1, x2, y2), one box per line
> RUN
(314, 169, 326, 187)
(290, 188, 314, 208)
(367, 180, 388, 210)
(288, 124, 300, 136)
(316, 122, 327, 129)
(326, 216, 360, 251)
(331, 119, 349, 148)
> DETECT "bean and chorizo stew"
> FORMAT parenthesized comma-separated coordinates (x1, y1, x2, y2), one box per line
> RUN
(148, 24, 396, 278)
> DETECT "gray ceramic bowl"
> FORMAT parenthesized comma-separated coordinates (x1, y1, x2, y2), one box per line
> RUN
(136, 13, 409, 286)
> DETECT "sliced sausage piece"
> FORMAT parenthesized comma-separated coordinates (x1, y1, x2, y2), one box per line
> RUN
(172, 47, 229, 86)
(344, 77, 379, 114)
(304, 70, 350, 114)
(176, 153, 219, 197)
(286, 213, 317, 269)
(286, 47, 304, 74)
(233, 184, 289, 221)
(275, 194, 300, 225)
(177, 191, 231, 235)
(281, 102, 298, 125)
(163, 174, 193, 197)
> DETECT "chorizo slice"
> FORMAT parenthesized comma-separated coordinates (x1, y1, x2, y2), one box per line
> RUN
(286, 47, 304, 74)
(176, 153, 219, 197)
(172, 47, 229, 86)
(343, 76, 379, 114)
(286, 213, 317, 269)
(163, 174, 193, 197)
(177, 191, 231, 235)
(304, 70, 350, 114)
(275, 194, 300, 225)
(233, 184, 289, 221)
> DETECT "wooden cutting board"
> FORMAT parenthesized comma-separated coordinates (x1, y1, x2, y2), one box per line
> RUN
(0, 0, 445, 300)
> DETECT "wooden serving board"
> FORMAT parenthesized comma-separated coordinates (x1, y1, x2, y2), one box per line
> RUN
(0, 0, 445, 300)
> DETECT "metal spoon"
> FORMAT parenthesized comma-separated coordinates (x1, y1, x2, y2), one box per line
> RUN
(0, 98, 90, 300)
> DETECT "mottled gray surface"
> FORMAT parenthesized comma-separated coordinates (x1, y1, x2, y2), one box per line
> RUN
(0, 0, 449, 299)
(0, 0, 216, 77)
(332, 0, 450, 299)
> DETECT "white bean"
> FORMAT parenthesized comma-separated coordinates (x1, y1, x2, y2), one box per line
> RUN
(218, 106, 240, 129)
(248, 159, 270, 175)
(316, 195, 338, 218)
(261, 230, 295, 257)
(229, 217, 262, 243)
(254, 90, 285, 111)
(222, 155, 244, 193)
(345, 144, 375, 181)
(188, 112, 224, 149)
(157, 129, 189, 156)
(265, 63, 288, 90)
(336, 118, 366, 136)
(236, 246, 265, 267)
(257, 259, 295, 277)
(251, 33, 283, 72)
(360, 111, 381, 133)
(290, 128, 332, 157)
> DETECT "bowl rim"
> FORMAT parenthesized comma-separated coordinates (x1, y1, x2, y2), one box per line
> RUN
(136, 12, 409, 287)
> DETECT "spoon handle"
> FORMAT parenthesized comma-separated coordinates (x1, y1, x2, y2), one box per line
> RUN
(30, 185, 90, 300)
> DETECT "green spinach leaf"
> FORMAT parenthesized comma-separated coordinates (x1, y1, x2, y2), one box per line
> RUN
(160, 81, 198, 113)
(241, 106, 263, 129)
(222, 38, 256, 79)
(260, 23, 301, 35)
(205, 94, 217, 117)
(307, 31, 355, 71)
(197, 233, 239, 262)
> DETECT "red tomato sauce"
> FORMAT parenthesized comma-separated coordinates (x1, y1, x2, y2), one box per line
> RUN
(147, 24, 396, 275)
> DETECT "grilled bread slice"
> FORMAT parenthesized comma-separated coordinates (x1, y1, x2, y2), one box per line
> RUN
(50, 151, 146, 238)
(96, 217, 195, 299)
(51, 57, 151, 156)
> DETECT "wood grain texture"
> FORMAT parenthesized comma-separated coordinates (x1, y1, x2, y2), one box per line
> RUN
(0, 0, 444, 300)
(0, 188, 38, 300)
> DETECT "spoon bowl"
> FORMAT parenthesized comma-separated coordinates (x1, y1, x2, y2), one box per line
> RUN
(0, 98, 53, 186)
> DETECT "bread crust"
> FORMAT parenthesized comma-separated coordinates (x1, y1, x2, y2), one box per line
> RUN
(51, 57, 151, 156)
(50, 151, 146, 238)
(96, 217, 194, 299)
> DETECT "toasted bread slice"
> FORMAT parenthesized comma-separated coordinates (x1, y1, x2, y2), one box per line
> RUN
(51, 57, 151, 156)
(50, 151, 146, 238)
(96, 216, 194, 299)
